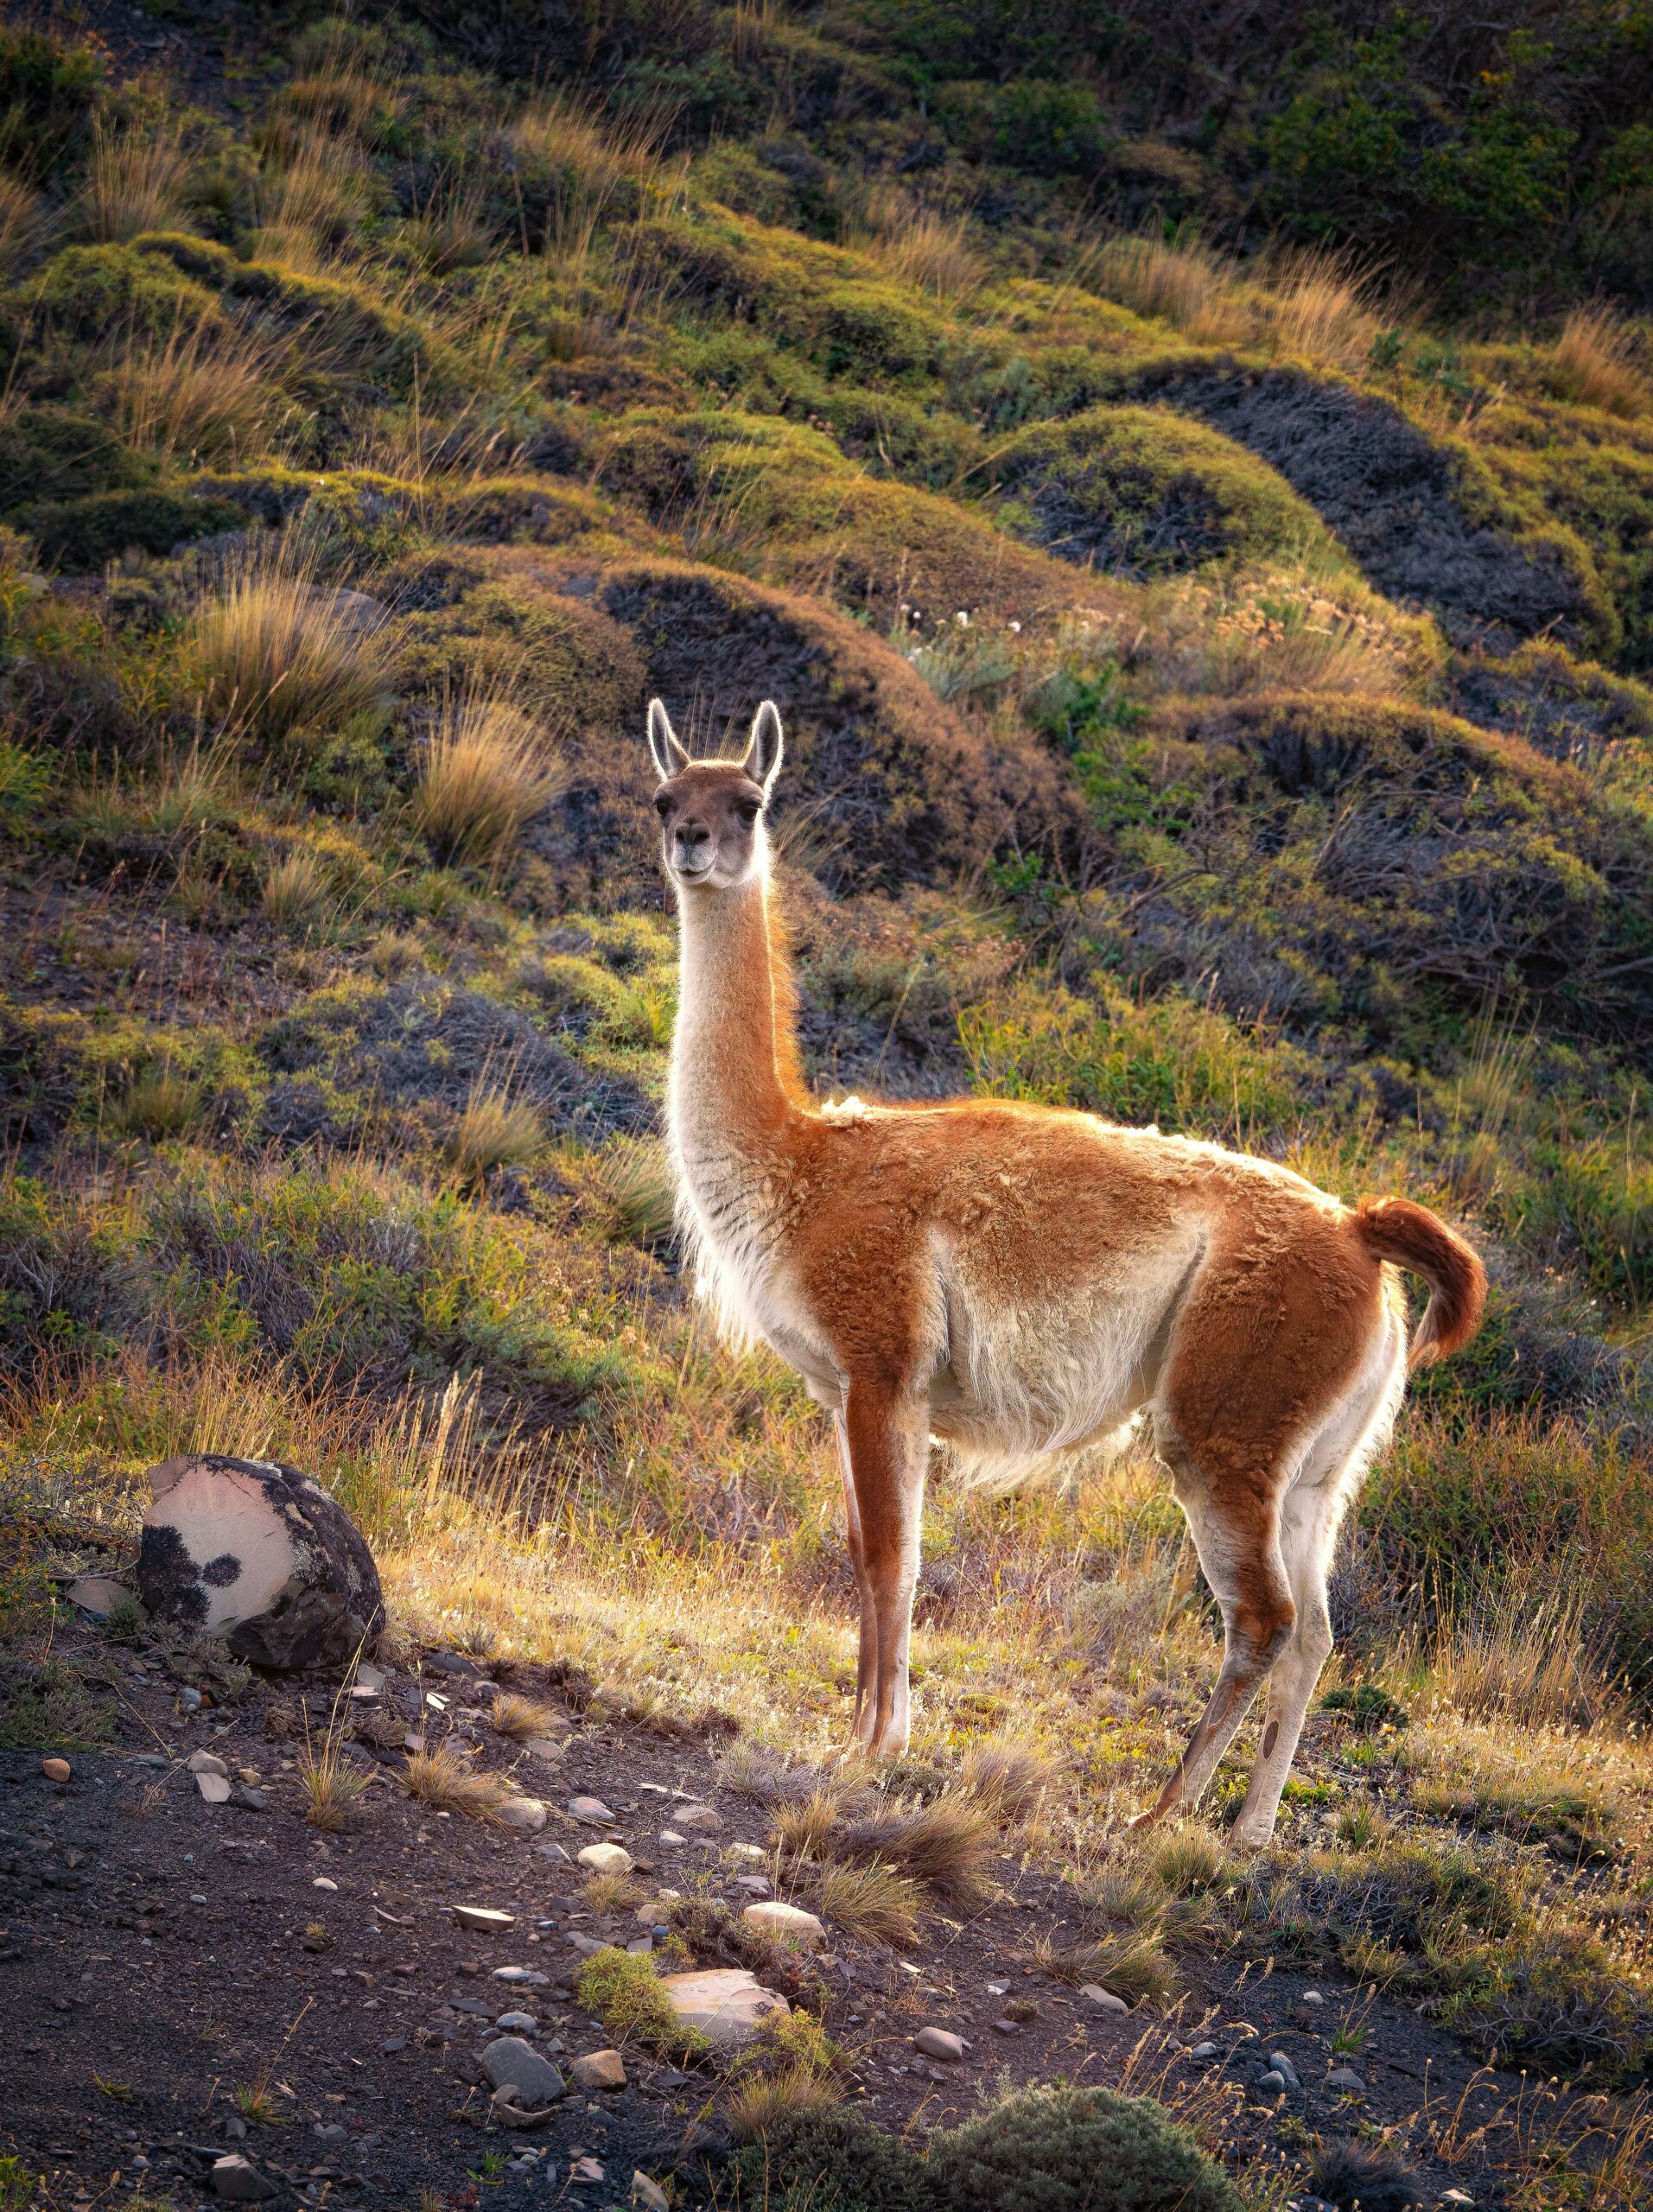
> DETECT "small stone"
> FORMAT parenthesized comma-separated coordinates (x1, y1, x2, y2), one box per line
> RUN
(40, 1758, 71, 1783)
(631, 2175, 669, 2212)
(356, 1662, 387, 1692)
(1440, 2192, 1475, 2206)
(495, 2010, 538, 2032)
(1325, 2066, 1367, 2092)
(1257, 2070, 1287, 2094)
(741, 1900, 824, 1949)
(179, 1687, 204, 1710)
(455, 1906, 516, 1932)
(734, 1874, 772, 1897)
(212, 2157, 277, 2202)
(659, 1829, 685, 1846)
(566, 1932, 607, 1957)
(380, 2037, 406, 2055)
(1300, 1989, 1326, 2005)
(312, 1878, 338, 1891)
(567, 1796, 617, 1827)
(913, 2026, 966, 2063)
(570, 2158, 604, 2185)
(671, 1802, 721, 1830)
(481, 2037, 565, 2106)
(493, 1966, 550, 1986)
(499, 1796, 547, 1834)
(188, 1751, 229, 1777)
(991, 2018, 1018, 2036)
(404, 1732, 427, 1755)
(1268, 2051, 1301, 2090)
(577, 1842, 633, 1876)
(1190, 2042, 1219, 2061)
(569, 2050, 626, 2091)
(535, 1841, 573, 1865)
(492, 2086, 557, 2128)
(659, 1967, 789, 2050)
(635, 1891, 680, 1924)
(67, 1576, 130, 1620)
(196, 1771, 232, 1804)
(728, 1842, 766, 1861)
(1080, 1984, 1129, 2015)
(626, 1935, 653, 1955)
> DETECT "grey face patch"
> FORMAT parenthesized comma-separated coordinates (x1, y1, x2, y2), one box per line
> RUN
(201, 1552, 243, 1588)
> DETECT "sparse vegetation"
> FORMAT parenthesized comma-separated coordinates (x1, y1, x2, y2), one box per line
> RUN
(2, 7, 1653, 2200)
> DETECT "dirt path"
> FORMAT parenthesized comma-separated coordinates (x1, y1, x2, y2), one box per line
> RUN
(1, 1601, 1629, 2212)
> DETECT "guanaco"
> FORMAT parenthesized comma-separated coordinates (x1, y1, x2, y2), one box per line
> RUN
(648, 697, 1485, 1846)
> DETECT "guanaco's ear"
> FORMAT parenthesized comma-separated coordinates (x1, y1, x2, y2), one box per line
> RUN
(742, 699, 784, 796)
(646, 697, 690, 783)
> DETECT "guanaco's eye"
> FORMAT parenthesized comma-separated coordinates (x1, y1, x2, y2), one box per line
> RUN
(653, 793, 672, 818)
(735, 800, 761, 825)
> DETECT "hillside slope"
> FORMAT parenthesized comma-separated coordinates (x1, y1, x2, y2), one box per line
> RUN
(3, 7, 1653, 2209)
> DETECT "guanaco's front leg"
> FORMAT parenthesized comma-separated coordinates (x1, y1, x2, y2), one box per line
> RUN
(833, 1408, 878, 1750)
(841, 1377, 929, 1758)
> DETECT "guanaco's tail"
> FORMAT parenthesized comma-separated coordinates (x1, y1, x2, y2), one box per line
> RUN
(1354, 1196, 1486, 1369)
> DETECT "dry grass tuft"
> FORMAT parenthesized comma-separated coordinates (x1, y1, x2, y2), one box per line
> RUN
(447, 1085, 546, 1185)
(491, 1690, 564, 1741)
(402, 176, 493, 274)
(1260, 244, 1383, 370)
(1095, 224, 1249, 343)
(584, 1870, 644, 1914)
(411, 690, 560, 867)
(250, 131, 371, 262)
(726, 2062, 843, 2142)
(1543, 304, 1650, 419)
(957, 1738, 1058, 1825)
(810, 1858, 923, 1948)
(835, 1790, 995, 1906)
(403, 1744, 512, 1822)
(102, 324, 283, 467)
(852, 188, 982, 301)
(1033, 1929, 1177, 2003)
(297, 1734, 369, 1833)
(194, 556, 393, 747)
(0, 170, 50, 273)
(74, 122, 188, 243)
(111, 1064, 205, 1141)
(772, 1788, 842, 1860)
(260, 848, 330, 930)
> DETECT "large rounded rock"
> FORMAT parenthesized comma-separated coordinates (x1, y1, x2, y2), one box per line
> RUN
(137, 1455, 383, 1670)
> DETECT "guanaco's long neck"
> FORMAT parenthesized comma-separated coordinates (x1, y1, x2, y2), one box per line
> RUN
(668, 870, 802, 1177)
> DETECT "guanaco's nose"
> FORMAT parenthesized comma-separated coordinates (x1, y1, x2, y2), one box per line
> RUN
(673, 822, 711, 868)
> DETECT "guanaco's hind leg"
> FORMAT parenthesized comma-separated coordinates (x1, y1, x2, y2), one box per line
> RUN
(841, 1377, 929, 1759)
(1230, 1313, 1408, 1847)
(833, 1408, 879, 1749)
(1139, 1211, 1389, 1834)
(1139, 1446, 1294, 1826)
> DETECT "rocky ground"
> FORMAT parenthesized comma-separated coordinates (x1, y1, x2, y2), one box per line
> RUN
(0, 1595, 1612, 2212)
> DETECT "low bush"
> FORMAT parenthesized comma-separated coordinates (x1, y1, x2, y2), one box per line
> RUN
(16, 489, 245, 572)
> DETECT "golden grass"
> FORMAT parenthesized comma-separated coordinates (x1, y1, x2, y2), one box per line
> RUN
(297, 1733, 369, 1832)
(403, 1744, 512, 1821)
(1032, 1929, 1177, 2002)
(101, 324, 284, 467)
(772, 1789, 842, 1860)
(193, 554, 393, 747)
(491, 1690, 564, 1741)
(726, 2063, 843, 2142)
(810, 1858, 923, 1948)
(74, 122, 188, 244)
(411, 690, 560, 866)
(250, 131, 372, 261)
(447, 1084, 546, 1185)
(834, 1791, 995, 1907)
(852, 188, 982, 302)
(260, 848, 331, 930)
(957, 1738, 1058, 1824)
(0, 170, 49, 273)
(1259, 244, 1383, 371)
(111, 1065, 204, 1141)
(1094, 224, 1249, 344)
(584, 1870, 644, 1915)
(401, 176, 493, 274)
(1543, 303, 1650, 419)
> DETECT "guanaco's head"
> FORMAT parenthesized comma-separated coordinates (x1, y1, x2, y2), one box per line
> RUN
(646, 697, 784, 893)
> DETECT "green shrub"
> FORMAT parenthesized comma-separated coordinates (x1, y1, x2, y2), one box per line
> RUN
(931, 2085, 1242, 2212)
(23, 242, 219, 342)
(0, 408, 153, 515)
(737, 2105, 933, 2212)
(0, 25, 105, 183)
(573, 1947, 710, 2060)
(16, 488, 245, 571)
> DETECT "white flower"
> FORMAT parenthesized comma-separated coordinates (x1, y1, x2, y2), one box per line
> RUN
(955, 610, 970, 627)
(1008, 620, 1021, 633)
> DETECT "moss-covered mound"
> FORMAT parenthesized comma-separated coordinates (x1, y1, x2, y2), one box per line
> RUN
(995, 405, 1345, 580)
